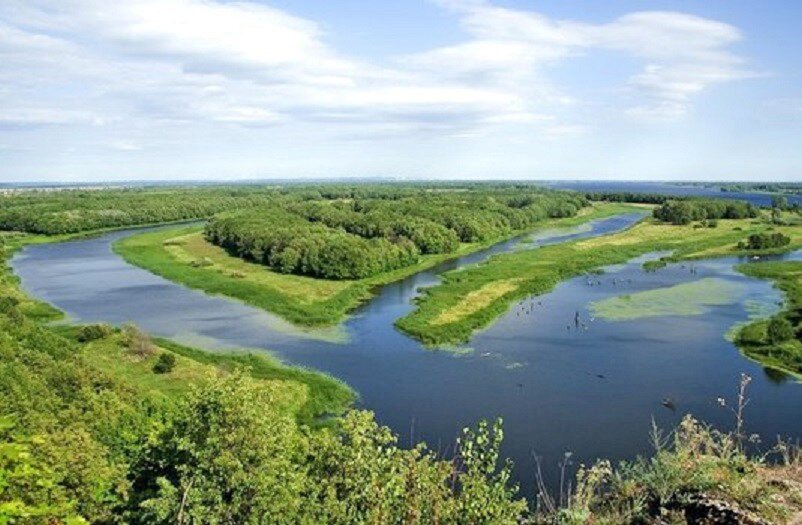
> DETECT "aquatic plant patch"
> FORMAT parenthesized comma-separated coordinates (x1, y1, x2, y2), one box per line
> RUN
(588, 278, 743, 321)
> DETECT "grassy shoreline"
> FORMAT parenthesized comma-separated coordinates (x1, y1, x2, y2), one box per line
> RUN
(112, 203, 641, 327)
(396, 211, 802, 346)
(2, 231, 356, 423)
(732, 261, 802, 380)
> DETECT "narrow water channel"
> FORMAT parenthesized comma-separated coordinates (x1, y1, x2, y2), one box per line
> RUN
(11, 213, 802, 496)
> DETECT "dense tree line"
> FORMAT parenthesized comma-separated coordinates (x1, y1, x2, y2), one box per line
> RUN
(288, 201, 460, 254)
(206, 190, 587, 279)
(205, 208, 420, 279)
(653, 199, 758, 225)
(0, 187, 281, 234)
(584, 191, 674, 204)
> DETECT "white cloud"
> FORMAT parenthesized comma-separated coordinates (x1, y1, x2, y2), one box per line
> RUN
(0, 0, 755, 144)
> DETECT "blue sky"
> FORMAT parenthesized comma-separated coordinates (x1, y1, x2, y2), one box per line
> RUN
(1, 0, 800, 182)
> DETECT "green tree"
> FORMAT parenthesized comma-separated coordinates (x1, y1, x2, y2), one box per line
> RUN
(129, 371, 306, 524)
(767, 316, 794, 344)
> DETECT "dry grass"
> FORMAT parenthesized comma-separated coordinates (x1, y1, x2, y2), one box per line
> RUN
(431, 279, 521, 325)
(164, 231, 350, 304)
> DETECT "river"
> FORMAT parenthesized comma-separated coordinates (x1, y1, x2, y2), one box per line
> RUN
(11, 212, 802, 496)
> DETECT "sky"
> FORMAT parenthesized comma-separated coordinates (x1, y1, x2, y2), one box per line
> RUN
(1, 0, 801, 182)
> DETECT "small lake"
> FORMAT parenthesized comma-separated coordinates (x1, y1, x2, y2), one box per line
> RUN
(11, 212, 802, 497)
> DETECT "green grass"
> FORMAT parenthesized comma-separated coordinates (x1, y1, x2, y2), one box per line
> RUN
(589, 277, 743, 321)
(154, 338, 355, 422)
(112, 202, 642, 326)
(3, 232, 356, 424)
(732, 261, 802, 379)
(396, 211, 802, 346)
(49, 323, 356, 425)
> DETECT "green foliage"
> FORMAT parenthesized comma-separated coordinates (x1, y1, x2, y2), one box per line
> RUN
(128, 371, 307, 523)
(744, 232, 791, 250)
(735, 261, 802, 377)
(654, 199, 758, 225)
(767, 316, 794, 344)
(152, 353, 176, 374)
(128, 373, 527, 524)
(0, 187, 284, 235)
(205, 188, 586, 280)
(206, 207, 421, 280)
(76, 323, 114, 342)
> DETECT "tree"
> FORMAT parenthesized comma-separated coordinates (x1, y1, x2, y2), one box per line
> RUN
(129, 371, 306, 524)
(767, 317, 794, 344)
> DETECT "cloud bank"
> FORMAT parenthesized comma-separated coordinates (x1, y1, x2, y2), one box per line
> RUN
(0, 0, 761, 179)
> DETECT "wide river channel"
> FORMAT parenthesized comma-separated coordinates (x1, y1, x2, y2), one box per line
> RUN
(12, 212, 802, 496)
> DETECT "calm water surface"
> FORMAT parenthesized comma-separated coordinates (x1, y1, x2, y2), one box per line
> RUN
(547, 181, 802, 207)
(12, 213, 802, 496)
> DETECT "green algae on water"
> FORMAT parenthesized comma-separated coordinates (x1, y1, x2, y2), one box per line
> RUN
(589, 277, 743, 321)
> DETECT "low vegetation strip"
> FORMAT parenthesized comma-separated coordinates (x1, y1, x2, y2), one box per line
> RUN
(397, 210, 802, 346)
(431, 279, 521, 325)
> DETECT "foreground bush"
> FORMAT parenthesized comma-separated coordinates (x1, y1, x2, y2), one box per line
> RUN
(128, 372, 527, 524)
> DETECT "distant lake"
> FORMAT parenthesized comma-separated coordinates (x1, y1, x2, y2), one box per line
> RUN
(546, 181, 802, 207)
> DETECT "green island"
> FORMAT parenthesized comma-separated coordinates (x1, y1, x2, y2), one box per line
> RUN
(113, 186, 613, 326)
(2, 186, 802, 524)
(733, 261, 802, 379)
(395, 201, 802, 361)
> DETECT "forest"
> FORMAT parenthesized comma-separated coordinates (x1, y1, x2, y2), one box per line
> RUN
(205, 189, 587, 279)
(0, 186, 288, 234)
(652, 198, 759, 224)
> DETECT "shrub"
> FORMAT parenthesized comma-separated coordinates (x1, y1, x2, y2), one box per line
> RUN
(745, 232, 791, 250)
(152, 353, 176, 374)
(77, 323, 114, 342)
(0, 295, 20, 314)
(122, 323, 156, 357)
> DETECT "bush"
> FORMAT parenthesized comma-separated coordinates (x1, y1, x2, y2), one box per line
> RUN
(77, 323, 114, 342)
(152, 353, 176, 374)
(122, 323, 156, 357)
(0, 295, 20, 314)
(745, 232, 791, 250)
(767, 317, 794, 344)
